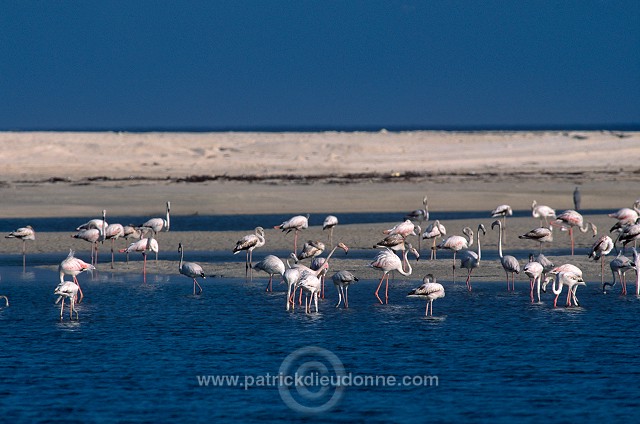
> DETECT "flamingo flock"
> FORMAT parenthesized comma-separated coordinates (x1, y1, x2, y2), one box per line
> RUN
(4, 194, 640, 320)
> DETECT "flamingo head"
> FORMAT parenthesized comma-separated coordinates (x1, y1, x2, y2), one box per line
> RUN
(491, 220, 501, 231)
(337, 242, 349, 255)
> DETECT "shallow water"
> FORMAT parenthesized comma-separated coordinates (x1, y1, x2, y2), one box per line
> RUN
(0, 261, 638, 422)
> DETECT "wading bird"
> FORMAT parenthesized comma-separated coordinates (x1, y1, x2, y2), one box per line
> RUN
(408, 274, 445, 317)
(552, 210, 596, 255)
(551, 271, 585, 308)
(518, 226, 553, 253)
(524, 255, 544, 303)
(5, 225, 35, 269)
(253, 255, 285, 292)
(274, 214, 309, 254)
(178, 243, 205, 295)
(139, 201, 170, 261)
(437, 226, 473, 282)
(54, 278, 80, 320)
(58, 249, 94, 303)
(369, 244, 418, 305)
(531, 200, 556, 226)
(233, 227, 266, 280)
(332, 270, 358, 309)
(588, 235, 614, 284)
(72, 210, 107, 265)
(422, 220, 446, 260)
(322, 215, 338, 247)
(603, 252, 634, 295)
(459, 224, 486, 291)
(492, 220, 520, 291)
(404, 195, 429, 223)
(105, 222, 125, 269)
(119, 232, 159, 283)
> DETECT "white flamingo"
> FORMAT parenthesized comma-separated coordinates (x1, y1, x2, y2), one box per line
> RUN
(105, 222, 125, 269)
(492, 219, 520, 291)
(253, 255, 285, 292)
(119, 232, 159, 283)
(178, 243, 205, 295)
(422, 220, 446, 260)
(323, 215, 339, 247)
(551, 271, 585, 308)
(438, 226, 473, 282)
(518, 226, 553, 253)
(233, 227, 266, 280)
(408, 274, 445, 316)
(531, 200, 556, 226)
(588, 235, 614, 284)
(404, 195, 429, 223)
(58, 249, 94, 303)
(54, 278, 80, 320)
(459, 224, 486, 291)
(5, 225, 35, 269)
(274, 214, 309, 254)
(332, 270, 358, 309)
(369, 244, 417, 305)
(295, 270, 322, 314)
(552, 210, 597, 255)
(524, 255, 544, 303)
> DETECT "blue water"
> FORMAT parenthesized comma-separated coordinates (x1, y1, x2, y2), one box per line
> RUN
(1, 260, 639, 422)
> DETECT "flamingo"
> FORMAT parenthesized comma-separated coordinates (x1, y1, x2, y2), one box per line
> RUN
(0, 295, 8, 307)
(105, 222, 125, 269)
(295, 270, 322, 314)
(531, 200, 556, 226)
(588, 235, 614, 284)
(139, 201, 170, 261)
(296, 240, 326, 261)
(54, 278, 80, 320)
(233, 227, 266, 280)
(603, 252, 634, 295)
(122, 225, 142, 263)
(284, 263, 302, 312)
(492, 219, 520, 291)
(274, 214, 309, 254)
(608, 205, 639, 223)
(178, 243, 205, 295)
(5, 225, 35, 269)
(552, 210, 597, 255)
(332, 270, 358, 308)
(524, 255, 544, 302)
(518, 226, 553, 253)
(408, 274, 445, 317)
(58, 249, 94, 303)
(310, 256, 328, 299)
(76, 215, 107, 231)
(72, 210, 107, 265)
(617, 220, 640, 252)
(322, 215, 338, 247)
(551, 271, 585, 308)
(369, 244, 418, 305)
(459, 224, 486, 291)
(373, 233, 407, 252)
(422, 220, 447, 260)
(437, 226, 473, 282)
(536, 253, 555, 283)
(542, 263, 583, 294)
(404, 195, 429, 223)
(383, 219, 422, 252)
(491, 204, 513, 235)
(119, 233, 159, 283)
(253, 255, 285, 292)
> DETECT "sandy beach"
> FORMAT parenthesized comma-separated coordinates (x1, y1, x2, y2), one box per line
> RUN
(1, 130, 639, 281)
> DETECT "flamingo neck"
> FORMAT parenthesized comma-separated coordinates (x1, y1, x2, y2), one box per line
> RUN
(552, 273, 563, 295)
(497, 224, 504, 258)
(179, 247, 184, 269)
(399, 250, 412, 276)
(477, 232, 482, 262)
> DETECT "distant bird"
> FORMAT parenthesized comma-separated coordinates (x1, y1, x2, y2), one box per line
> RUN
(72, 210, 107, 265)
(122, 225, 143, 263)
(58, 249, 94, 303)
(492, 220, 520, 291)
(76, 215, 108, 231)
(408, 274, 445, 317)
(54, 278, 80, 320)
(178, 243, 205, 295)
(5, 225, 35, 269)
(553, 210, 597, 255)
(332, 270, 358, 309)
(322, 215, 339, 247)
(524, 255, 544, 303)
(404, 195, 429, 223)
(119, 234, 159, 283)
(459, 224, 486, 291)
(233, 227, 266, 280)
(438, 226, 473, 282)
(608, 206, 639, 224)
(296, 240, 326, 261)
(422, 220, 447, 260)
(518, 226, 553, 253)
(105, 223, 125, 269)
(253, 255, 285, 292)
(588, 235, 614, 284)
(139, 201, 170, 261)
(491, 204, 513, 229)
(603, 252, 634, 295)
(573, 187, 581, 211)
(551, 271, 585, 308)
(531, 200, 556, 226)
(369, 244, 417, 304)
(274, 214, 309, 254)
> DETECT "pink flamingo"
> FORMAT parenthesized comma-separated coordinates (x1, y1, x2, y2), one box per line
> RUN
(139, 201, 170, 261)
(369, 245, 417, 305)
(178, 243, 205, 295)
(437, 226, 473, 282)
(119, 233, 159, 283)
(253, 255, 285, 292)
(58, 249, 94, 303)
(531, 200, 556, 226)
(588, 235, 614, 284)
(524, 255, 544, 302)
(72, 210, 107, 265)
(422, 220, 446, 259)
(408, 274, 445, 316)
(492, 220, 520, 291)
(54, 277, 80, 320)
(552, 210, 596, 255)
(322, 215, 339, 247)
(551, 271, 585, 308)
(274, 214, 309, 254)
(233, 227, 266, 280)
(5, 225, 35, 269)
(105, 223, 125, 269)
(542, 264, 583, 305)
(383, 219, 422, 252)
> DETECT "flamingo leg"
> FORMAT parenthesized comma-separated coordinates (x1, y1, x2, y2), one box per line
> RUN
(335, 286, 342, 308)
(601, 257, 605, 285)
(314, 292, 318, 313)
(345, 287, 349, 308)
(452, 252, 457, 282)
(59, 297, 65, 318)
(142, 252, 147, 284)
(110, 239, 115, 269)
(465, 270, 472, 291)
(570, 227, 575, 256)
(425, 300, 429, 316)
(321, 274, 325, 299)
(374, 273, 386, 304)
(385, 274, 390, 304)
(529, 278, 534, 302)
(298, 287, 303, 305)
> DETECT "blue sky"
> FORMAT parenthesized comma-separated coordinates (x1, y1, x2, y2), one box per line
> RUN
(1, 1, 638, 130)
